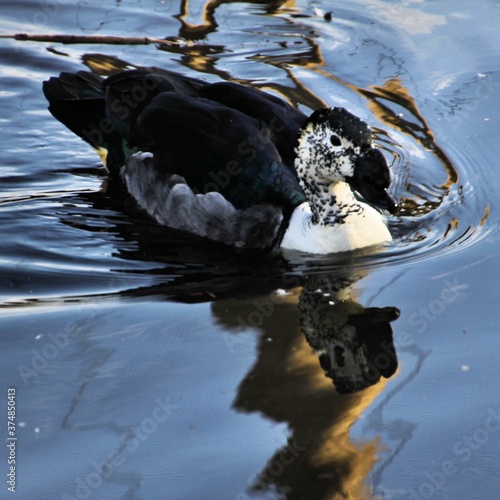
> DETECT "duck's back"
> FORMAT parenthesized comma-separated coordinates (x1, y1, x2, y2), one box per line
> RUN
(44, 68, 307, 211)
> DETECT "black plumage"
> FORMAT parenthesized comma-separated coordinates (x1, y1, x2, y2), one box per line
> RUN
(43, 68, 307, 210)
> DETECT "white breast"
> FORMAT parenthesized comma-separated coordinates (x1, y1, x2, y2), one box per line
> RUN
(280, 201, 392, 254)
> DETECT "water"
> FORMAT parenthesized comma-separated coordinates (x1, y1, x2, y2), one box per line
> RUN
(1, 1, 500, 499)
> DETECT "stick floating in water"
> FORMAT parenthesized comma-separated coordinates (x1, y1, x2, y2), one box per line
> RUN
(0, 33, 182, 46)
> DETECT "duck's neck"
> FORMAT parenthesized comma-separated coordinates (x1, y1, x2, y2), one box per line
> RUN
(281, 181, 391, 254)
(305, 180, 362, 226)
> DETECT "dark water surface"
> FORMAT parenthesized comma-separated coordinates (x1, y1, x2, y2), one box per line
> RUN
(1, 1, 500, 499)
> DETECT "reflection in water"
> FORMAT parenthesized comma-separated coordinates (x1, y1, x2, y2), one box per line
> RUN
(14, 236, 402, 498)
(175, 0, 218, 40)
(81, 53, 131, 76)
(360, 78, 458, 206)
(44, 196, 404, 497)
(210, 267, 400, 499)
(176, 0, 297, 41)
(299, 273, 399, 394)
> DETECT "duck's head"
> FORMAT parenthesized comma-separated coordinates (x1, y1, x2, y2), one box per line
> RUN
(295, 107, 398, 215)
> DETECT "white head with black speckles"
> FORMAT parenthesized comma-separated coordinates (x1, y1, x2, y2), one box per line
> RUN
(295, 107, 372, 189)
(294, 107, 398, 224)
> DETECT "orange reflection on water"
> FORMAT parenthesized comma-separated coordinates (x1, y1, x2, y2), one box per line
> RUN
(214, 287, 391, 499)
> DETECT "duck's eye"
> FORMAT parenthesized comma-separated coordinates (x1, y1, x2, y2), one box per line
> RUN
(330, 135, 342, 147)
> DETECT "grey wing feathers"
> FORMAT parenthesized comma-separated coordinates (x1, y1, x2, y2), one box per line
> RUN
(122, 153, 284, 249)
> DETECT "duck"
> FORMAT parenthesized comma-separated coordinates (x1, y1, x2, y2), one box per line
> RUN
(43, 67, 398, 254)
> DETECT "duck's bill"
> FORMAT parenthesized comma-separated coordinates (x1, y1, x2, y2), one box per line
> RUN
(350, 148, 399, 215)
(364, 188, 399, 215)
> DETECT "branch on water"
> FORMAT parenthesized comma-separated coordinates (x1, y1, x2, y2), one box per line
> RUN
(0, 33, 183, 47)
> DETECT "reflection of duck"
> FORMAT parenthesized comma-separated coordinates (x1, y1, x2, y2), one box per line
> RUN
(298, 274, 399, 393)
(211, 268, 400, 498)
(43, 68, 398, 254)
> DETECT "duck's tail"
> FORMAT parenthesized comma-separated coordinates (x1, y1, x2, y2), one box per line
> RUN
(43, 68, 207, 174)
(43, 71, 129, 173)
